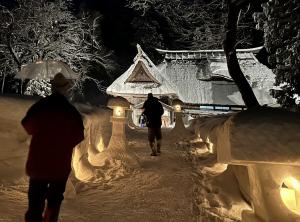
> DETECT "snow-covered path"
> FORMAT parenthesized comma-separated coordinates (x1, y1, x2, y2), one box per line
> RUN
(0, 128, 196, 222)
(61, 129, 195, 222)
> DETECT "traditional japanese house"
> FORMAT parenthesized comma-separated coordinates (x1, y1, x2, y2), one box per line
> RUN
(107, 44, 276, 126)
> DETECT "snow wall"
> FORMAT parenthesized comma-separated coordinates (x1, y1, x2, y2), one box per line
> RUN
(0, 95, 115, 184)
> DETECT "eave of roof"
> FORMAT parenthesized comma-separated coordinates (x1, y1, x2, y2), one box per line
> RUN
(156, 46, 263, 54)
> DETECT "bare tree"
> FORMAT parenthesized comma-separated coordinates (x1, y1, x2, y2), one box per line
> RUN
(0, 0, 112, 95)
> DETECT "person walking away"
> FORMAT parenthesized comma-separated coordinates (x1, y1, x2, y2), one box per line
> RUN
(142, 93, 164, 156)
(22, 73, 84, 222)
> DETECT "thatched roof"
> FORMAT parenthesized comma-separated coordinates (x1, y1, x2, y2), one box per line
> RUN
(106, 44, 176, 98)
(157, 46, 276, 105)
(107, 45, 276, 106)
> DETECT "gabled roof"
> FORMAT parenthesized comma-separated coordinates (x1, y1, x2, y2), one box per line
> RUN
(125, 60, 160, 84)
(106, 44, 176, 97)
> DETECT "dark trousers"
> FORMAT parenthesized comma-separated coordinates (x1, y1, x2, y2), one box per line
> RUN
(148, 127, 162, 153)
(25, 178, 67, 222)
(147, 127, 162, 142)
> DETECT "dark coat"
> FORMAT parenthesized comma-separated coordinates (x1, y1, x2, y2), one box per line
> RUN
(21, 93, 84, 180)
(142, 97, 164, 128)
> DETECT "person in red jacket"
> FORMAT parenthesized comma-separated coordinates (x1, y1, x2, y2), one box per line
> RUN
(22, 73, 84, 222)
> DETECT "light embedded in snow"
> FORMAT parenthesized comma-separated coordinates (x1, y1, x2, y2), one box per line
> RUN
(281, 177, 300, 214)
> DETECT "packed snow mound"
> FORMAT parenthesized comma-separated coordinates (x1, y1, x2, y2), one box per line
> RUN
(72, 105, 140, 184)
(0, 95, 37, 184)
(189, 114, 232, 149)
(220, 107, 300, 165)
(177, 138, 250, 221)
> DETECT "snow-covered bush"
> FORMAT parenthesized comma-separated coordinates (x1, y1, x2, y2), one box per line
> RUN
(24, 79, 51, 97)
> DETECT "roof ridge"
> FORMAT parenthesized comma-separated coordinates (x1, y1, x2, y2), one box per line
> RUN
(156, 46, 263, 54)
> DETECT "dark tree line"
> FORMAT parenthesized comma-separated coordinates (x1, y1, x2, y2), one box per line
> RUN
(0, 0, 299, 108)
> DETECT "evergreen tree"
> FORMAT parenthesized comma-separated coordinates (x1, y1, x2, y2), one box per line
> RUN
(255, 0, 300, 108)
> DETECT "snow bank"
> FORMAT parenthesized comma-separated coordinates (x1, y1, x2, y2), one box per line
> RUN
(189, 107, 300, 221)
(220, 107, 300, 165)
(72, 105, 139, 184)
(0, 95, 37, 184)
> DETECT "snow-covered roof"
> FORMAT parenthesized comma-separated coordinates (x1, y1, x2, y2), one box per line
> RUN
(133, 101, 174, 110)
(156, 46, 263, 60)
(107, 45, 276, 106)
(158, 46, 275, 105)
(106, 44, 176, 97)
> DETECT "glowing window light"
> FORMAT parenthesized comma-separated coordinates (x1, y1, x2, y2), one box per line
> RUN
(280, 177, 300, 214)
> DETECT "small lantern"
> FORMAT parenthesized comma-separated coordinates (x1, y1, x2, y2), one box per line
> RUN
(172, 99, 184, 113)
(107, 96, 130, 118)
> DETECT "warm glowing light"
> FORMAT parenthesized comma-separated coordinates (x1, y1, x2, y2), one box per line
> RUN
(205, 137, 214, 153)
(174, 105, 181, 112)
(291, 177, 300, 190)
(114, 106, 124, 117)
(280, 177, 300, 214)
(97, 137, 104, 152)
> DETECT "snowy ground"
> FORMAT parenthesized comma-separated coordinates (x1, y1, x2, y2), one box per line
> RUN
(0, 95, 250, 222)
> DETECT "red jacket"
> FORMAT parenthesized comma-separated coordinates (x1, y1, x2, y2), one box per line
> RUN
(22, 93, 84, 180)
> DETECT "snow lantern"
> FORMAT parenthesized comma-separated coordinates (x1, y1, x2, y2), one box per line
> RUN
(107, 96, 130, 149)
(172, 98, 184, 113)
(171, 99, 185, 129)
(107, 96, 130, 118)
(169, 98, 192, 140)
(216, 107, 300, 222)
(104, 96, 139, 168)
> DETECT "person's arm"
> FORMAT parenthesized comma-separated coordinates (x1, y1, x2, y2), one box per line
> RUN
(142, 101, 148, 116)
(70, 107, 85, 147)
(21, 101, 43, 135)
(159, 103, 164, 116)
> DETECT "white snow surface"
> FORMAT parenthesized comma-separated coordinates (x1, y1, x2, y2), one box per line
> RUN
(221, 107, 300, 165)
(0, 95, 251, 221)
